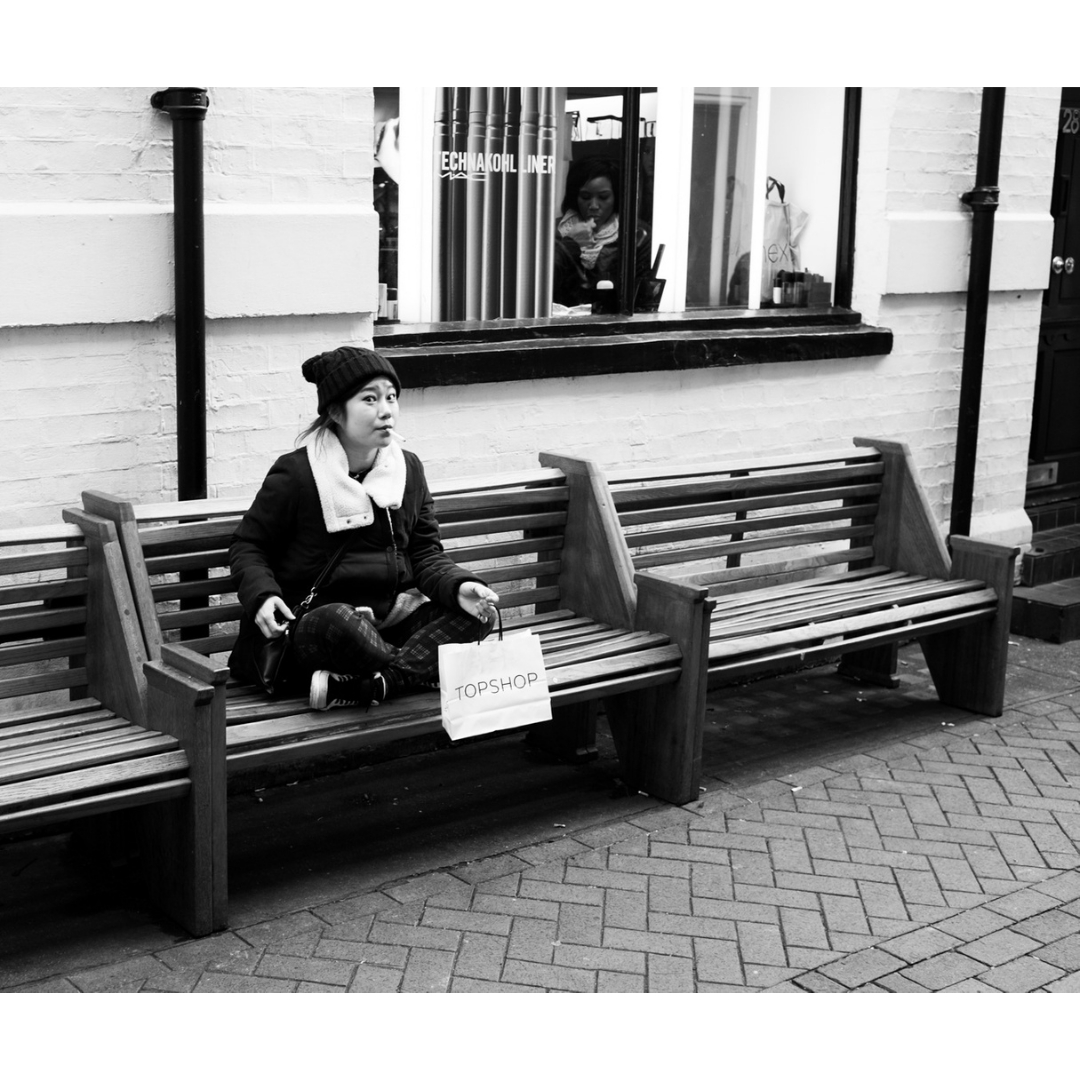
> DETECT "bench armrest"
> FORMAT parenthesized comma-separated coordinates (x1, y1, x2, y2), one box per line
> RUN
(142, 657, 228, 925)
(633, 570, 714, 670)
(160, 643, 230, 687)
(143, 658, 225, 792)
(947, 534, 1019, 600)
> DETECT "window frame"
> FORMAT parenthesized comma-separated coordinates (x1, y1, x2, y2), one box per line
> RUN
(378, 88, 875, 382)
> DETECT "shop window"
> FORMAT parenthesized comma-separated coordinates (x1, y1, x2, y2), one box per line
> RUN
(382, 87, 847, 325)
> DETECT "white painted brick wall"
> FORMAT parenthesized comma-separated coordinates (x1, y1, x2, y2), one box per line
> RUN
(0, 87, 376, 525)
(0, 86, 1060, 560)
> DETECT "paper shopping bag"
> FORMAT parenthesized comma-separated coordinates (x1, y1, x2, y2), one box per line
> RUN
(438, 628, 552, 740)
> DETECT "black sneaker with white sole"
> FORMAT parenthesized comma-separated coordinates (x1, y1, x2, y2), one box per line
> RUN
(309, 670, 388, 711)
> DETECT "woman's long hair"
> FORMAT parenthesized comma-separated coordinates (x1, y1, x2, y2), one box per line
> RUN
(296, 412, 338, 448)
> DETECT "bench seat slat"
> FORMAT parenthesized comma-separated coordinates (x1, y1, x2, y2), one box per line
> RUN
(547, 643, 683, 689)
(224, 667, 687, 773)
(0, 778, 192, 836)
(541, 631, 672, 670)
(0, 749, 190, 813)
(708, 588, 999, 662)
(0, 714, 131, 752)
(217, 614, 646, 725)
(707, 568, 910, 614)
(0, 699, 106, 730)
(709, 608, 997, 684)
(0, 727, 173, 769)
(534, 626, 633, 651)
(663, 546, 877, 591)
(226, 698, 442, 751)
(0, 730, 181, 785)
(222, 643, 682, 758)
(710, 577, 991, 637)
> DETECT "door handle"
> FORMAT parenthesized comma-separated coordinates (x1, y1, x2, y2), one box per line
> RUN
(1067, 256, 1076, 275)
(1053, 256, 1065, 274)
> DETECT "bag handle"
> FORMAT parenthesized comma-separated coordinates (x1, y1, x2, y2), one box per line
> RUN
(477, 605, 503, 644)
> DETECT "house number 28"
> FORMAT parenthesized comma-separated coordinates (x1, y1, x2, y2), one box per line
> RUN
(1063, 108, 1080, 135)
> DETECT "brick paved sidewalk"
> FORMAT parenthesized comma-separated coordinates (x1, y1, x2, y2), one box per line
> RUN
(10, 665, 1080, 993)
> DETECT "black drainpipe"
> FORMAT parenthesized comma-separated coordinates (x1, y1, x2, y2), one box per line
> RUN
(151, 87, 210, 501)
(950, 87, 1006, 540)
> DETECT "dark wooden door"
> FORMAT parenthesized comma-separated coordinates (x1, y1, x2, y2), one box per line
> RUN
(1031, 87, 1080, 490)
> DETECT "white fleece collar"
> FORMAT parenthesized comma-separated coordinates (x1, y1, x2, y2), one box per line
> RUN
(306, 430, 406, 533)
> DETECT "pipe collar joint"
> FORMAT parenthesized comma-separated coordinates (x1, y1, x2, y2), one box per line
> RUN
(151, 87, 210, 119)
(960, 185, 1000, 209)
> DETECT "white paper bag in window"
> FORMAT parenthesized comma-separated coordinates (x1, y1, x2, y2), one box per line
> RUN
(760, 176, 809, 301)
(438, 622, 552, 741)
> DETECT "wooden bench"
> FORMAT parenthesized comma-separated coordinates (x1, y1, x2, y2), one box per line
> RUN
(0, 514, 223, 936)
(80, 462, 714, 865)
(543, 438, 1018, 717)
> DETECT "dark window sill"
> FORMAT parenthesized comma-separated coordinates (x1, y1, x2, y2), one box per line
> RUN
(373, 307, 892, 387)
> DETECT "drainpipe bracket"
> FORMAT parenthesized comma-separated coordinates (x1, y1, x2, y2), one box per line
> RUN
(151, 87, 210, 119)
(960, 185, 1000, 209)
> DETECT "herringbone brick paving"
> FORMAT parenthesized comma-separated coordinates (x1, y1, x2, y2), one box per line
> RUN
(6, 638, 1080, 992)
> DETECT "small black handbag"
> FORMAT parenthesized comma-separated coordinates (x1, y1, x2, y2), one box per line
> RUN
(243, 540, 349, 696)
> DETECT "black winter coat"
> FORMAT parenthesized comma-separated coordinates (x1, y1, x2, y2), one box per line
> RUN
(228, 446, 482, 681)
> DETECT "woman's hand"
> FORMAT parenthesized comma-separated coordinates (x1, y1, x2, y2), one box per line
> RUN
(457, 581, 500, 623)
(565, 218, 596, 245)
(255, 595, 295, 639)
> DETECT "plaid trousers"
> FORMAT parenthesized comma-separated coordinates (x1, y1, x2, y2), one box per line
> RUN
(291, 600, 490, 685)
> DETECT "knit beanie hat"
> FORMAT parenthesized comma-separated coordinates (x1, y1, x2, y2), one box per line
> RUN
(301, 346, 402, 414)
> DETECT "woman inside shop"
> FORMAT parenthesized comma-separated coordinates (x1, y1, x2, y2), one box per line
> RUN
(552, 157, 652, 309)
(228, 345, 500, 711)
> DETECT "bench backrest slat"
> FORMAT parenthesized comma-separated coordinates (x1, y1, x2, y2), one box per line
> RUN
(632, 524, 877, 572)
(101, 470, 581, 659)
(0, 526, 95, 709)
(602, 446, 883, 485)
(617, 482, 883, 527)
(0, 667, 88, 700)
(608, 449, 886, 586)
(628, 505, 878, 552)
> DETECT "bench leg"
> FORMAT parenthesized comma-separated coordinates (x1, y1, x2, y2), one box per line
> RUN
(525, 702, 599, 762)
(605, 573, 714, 806)
(838, 643, 901, 689)
(920, 536, 1019, 718)
(140, 661, 228, 936)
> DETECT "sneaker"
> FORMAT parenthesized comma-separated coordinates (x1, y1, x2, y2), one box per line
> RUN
(309, 670, 388, 711)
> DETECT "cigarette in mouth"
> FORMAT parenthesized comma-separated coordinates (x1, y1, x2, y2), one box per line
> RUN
(391, 430, 407, 442)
